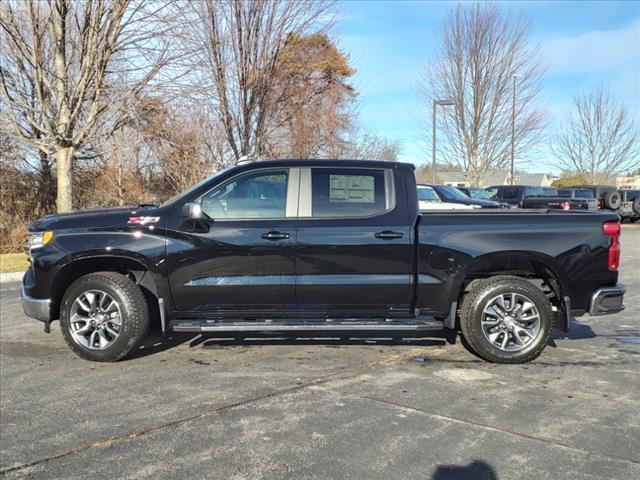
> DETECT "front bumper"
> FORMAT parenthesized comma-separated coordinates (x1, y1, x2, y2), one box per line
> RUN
(20, 286, 53, 322)
(589, 284, 625, 316)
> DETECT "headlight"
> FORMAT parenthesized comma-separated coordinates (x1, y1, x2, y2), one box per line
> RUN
(27, 231, 54, 251)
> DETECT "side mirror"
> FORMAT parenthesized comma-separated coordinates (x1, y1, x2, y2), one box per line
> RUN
(183, 202, 203, 219)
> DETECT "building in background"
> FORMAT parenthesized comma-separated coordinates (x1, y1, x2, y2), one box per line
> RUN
(616, 175, 640, 190)
(439, 170, 552, 188)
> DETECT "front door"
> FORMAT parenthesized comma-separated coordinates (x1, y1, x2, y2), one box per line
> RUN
(166, 167, 298, 317)
(294, 166, 414, 317)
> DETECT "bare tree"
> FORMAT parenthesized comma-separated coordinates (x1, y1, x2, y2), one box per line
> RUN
(335, 127, 400, 161)
(552, 86, 640, 183)
(421, 3, 547, 186)
(188, 0, 334, 161)
(0, 0, 175, 211)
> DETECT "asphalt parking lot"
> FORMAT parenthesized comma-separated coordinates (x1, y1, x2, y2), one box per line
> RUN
(1, 225, 639, 480)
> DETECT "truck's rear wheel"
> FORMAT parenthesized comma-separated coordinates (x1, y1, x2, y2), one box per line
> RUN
(459, 276, 553, 363)
(60, 272, 149, 362)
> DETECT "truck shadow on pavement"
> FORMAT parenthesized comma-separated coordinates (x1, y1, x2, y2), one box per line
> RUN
(129, 320, 598, 360)
(432, 460, 498, 480)
(128, 331, 455, 359)
(549, 318, 597, 347)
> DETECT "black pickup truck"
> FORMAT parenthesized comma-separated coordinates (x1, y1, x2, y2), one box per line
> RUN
(21, 160, 625, 363)
(487, 185, 570, 209)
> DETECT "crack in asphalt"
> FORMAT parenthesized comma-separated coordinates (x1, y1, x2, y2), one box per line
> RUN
(359, 395, 640, 466)
(1, 340, 638, 475)
(0, 376, 339, 476)
(0, 347, 434, 476)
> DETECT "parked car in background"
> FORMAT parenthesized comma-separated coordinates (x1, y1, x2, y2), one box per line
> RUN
(569, 185, 622, 211)
(486, 185, 569, 210)
(426, 184, 505, 208)
(557, 188, 597, 210)
(417, 185, 477, 210)
(457, 187, 494, 201)
(619, 189, 640, 223)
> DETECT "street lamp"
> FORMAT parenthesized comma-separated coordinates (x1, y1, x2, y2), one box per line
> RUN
(510, 74, 517, 185)
(432, 98, 455, 183)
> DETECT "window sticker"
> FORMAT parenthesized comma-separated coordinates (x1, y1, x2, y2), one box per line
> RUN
(329, 175, 375, 203)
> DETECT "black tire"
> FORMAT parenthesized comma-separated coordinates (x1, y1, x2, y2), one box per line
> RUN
(459, 276, 553, 363)
(604, 190, 622, 210)
(59, 272, 149, 362)
(633, 197, 640, 215)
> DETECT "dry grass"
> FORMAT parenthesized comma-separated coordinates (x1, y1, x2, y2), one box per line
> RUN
(0, 253, 29, 273)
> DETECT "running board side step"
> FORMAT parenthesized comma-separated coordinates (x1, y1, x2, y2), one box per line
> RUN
(169, 317, 443, 333)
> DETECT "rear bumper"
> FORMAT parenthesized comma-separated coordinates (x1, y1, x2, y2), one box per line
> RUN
(20, 286, 53, 322)
(589, 284, 625, 316)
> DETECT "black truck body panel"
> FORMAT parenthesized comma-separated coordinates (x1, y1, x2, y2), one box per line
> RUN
(22, 159, 623, 331)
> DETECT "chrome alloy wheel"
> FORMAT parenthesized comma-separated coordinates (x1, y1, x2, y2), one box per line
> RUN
(69, 290, 122, 350)
(481, 292, 541, 352)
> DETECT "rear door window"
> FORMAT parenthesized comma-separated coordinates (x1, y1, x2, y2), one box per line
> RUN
(524, 186, 540, 197)
(486, 187, 499, 200)
(310, 168, 392, 218)
(502, 187, 520, 200)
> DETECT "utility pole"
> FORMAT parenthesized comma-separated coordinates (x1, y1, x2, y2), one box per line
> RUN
(511, 74, 517, 185)
(432, 99, 455, 184)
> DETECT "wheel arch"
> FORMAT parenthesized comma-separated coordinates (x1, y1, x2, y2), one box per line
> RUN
(453, 251, 570, 331)
(50, 255, 162, 323)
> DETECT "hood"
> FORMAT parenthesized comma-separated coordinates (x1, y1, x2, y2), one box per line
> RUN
(29, 205, 161, 231)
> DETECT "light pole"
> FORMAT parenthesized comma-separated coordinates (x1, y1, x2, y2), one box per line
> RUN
(432, 98, 455, 183)
(510, 74, 517, 185)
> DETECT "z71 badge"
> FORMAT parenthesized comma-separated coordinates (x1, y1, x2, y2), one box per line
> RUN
(127, 216, 160, 225)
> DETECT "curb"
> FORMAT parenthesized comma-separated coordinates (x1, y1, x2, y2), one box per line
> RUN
(0, 272, 23, 284)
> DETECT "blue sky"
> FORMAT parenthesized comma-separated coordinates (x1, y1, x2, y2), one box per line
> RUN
(336, 0, 640, 173)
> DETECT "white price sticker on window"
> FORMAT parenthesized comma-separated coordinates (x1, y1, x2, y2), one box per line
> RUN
(329, 175, 375, 203)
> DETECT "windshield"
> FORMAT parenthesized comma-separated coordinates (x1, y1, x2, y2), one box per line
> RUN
(159, 168, 230, 208)
(469, 189, 489, 200)
(418, 186, 441, 202)
(543, 187, 559, 197)
(436, 185, 471, 201)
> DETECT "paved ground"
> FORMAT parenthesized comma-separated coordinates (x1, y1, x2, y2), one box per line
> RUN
(1, 225, 639, 480)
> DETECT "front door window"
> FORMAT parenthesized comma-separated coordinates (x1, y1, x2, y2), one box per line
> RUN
(201, 169, 288, 219)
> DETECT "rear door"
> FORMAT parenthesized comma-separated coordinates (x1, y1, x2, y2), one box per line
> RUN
(294, 166, 414, 317)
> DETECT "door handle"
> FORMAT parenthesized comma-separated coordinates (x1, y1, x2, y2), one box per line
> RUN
(261, 231, 291, 241)
(374, 231, 404, 240)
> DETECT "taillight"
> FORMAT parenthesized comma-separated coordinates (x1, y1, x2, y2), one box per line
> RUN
(597, 199, 604, 209)
(603, 221, 621, 271)
(561, 201, 570, 210)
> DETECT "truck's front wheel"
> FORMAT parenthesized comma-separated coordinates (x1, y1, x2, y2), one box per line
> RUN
(59, 272, 149, 362)
(459, 276, 553, 363)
